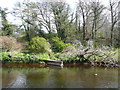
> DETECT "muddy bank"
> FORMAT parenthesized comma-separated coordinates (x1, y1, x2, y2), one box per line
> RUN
(63, 60, 119, 68)
(2, 59, 119, 68)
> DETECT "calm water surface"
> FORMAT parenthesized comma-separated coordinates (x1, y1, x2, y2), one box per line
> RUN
(2, 65, 119, 88)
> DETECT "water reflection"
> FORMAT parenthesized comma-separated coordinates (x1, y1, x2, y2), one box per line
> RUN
(10, 73, 27, 88)
(2, 65, 118, 88)
(26, 68, 50, 88)
(0, 68, 2, 89)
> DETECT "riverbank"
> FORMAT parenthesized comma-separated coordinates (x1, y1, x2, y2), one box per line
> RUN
(1, 46, 119, 68)
(1, 59, 119, 68)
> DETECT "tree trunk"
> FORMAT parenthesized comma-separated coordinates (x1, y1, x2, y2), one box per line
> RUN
(111, 25, 114, 46)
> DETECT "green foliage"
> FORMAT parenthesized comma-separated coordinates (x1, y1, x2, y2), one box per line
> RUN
(51, 2, 70, 41)
(48, 52, 60, 60)
(0, 52, 10, 60)
(50, 56, 60, 60)
(52, 37, 71, 52)
(36, 53, 50, 60)
(65, 24, 76, 42)
(29, 36, 51, 53)
(0, 51, 49, 63)
(93, 40, 100, 48)
(0, 8, 15, 36)
(58, 57, 69, 61)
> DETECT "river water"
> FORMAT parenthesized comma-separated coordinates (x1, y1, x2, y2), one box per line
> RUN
(2, 64, 119, 88)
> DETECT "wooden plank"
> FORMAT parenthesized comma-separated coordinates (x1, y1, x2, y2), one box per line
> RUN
(46, 60, 63, 67)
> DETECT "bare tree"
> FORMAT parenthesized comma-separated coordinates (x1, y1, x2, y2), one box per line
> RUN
(90, 1, 106, 40)
(78, 0, 91, 40)
(108, 0, 119, 46)
(118, 1, 120, 47)
(14, 1, 44, 44)
(74, 6, 82, 40)
(36, 2, 53, 35)
(13, 1, 32, 44)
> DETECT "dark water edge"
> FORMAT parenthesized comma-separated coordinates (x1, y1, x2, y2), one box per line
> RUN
(1, 63, 119, 69)
(1, 88, 119, 90)
(1, 64, 119, 88)
(1, 58, 119, 68)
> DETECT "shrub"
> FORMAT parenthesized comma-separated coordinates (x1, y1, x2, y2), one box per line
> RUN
(29, 36, 51, 53)
(51, 37, 70, 52)
(0, 52, 10, 61)
(0, 36, 23, 51)
(56, 45, 77, 59)
(36, 53, 50, 60)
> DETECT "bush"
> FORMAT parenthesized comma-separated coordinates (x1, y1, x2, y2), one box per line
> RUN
(56, 45, 77, 60)
(0, 36, 23, 51)
(29, 36, 51, 53)
(36, 53, 50, 60)
(0, 52, 10, 61)
(51, 37, 70, 52)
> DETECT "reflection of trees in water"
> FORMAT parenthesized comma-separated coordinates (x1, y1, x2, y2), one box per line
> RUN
(2, 66, 118, 88)
(77, 67, 118, 88)
(77, 67, 99, 88)
(53, 67, 83, 88)
(50, 68, 67, 88)
(3, 68, 28, 88)
(26, 68, 49, 88)
(53, 67, 118, 88)
(119, 70, 120, 89)
(2, 68, 18, 88)
(55, 67, 84, 88)
(10, 73, 27, 88)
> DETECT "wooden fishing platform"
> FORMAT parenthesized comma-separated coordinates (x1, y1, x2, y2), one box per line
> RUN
(43, 60, 63, 67)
